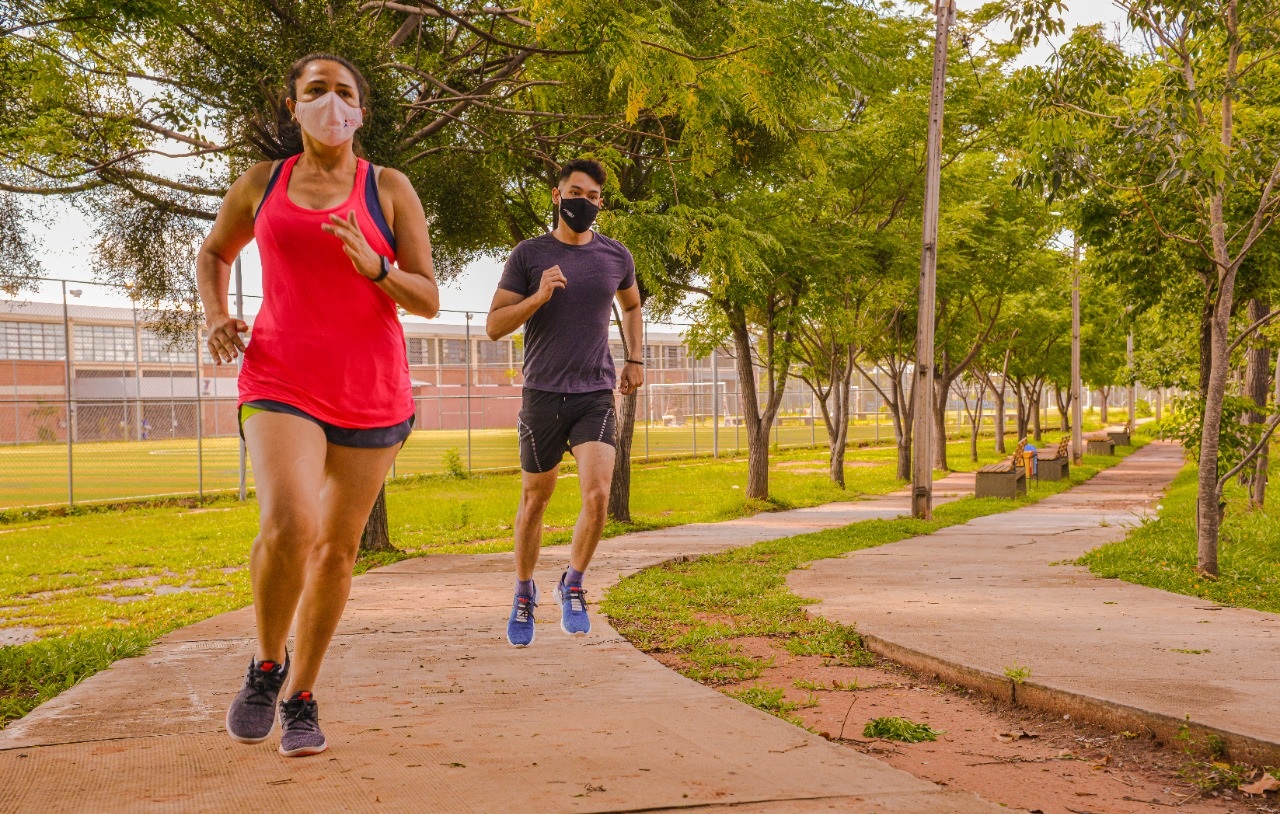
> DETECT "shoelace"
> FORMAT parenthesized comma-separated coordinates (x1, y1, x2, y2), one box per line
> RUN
(243, 667, 282, 707)
(565, 587, 587, 613)
(514, 596, 535, 623)
(281, 699, 319, 732)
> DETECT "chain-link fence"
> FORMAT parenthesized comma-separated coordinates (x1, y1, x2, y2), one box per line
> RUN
(1, 277, 1149, 510)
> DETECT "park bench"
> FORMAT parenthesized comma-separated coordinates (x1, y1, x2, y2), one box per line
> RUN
(1084, 432, 1114, 456)
(1085, 432, 1116, 458)
(1036, 437, 1071, 481)
(1106, 426, 1131, 446)
(975, 439, 1028, 499)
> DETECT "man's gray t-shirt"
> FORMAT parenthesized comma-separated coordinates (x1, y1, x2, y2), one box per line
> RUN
(498, 232, 636, 393)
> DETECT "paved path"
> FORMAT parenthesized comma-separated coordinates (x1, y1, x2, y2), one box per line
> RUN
(793, 442, 1280, 765)
(0, 472, 1003, 813)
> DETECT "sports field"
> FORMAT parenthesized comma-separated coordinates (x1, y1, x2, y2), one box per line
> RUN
(0, 419, 910, 509)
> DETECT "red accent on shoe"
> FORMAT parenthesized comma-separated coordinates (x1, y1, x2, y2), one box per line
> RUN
(259, 662, 275, 671)
(298, 692, 312, 701)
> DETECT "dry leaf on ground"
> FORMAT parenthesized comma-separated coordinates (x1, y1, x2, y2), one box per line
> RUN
(1240, 774, 1280, 795)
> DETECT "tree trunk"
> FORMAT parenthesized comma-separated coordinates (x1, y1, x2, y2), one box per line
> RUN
(1031, 387, 1043, 442)
(729, 317, 772, 500)
(1197, 177, 1242, 575)
(359, 486, 398, 554)
(825, 351, 854, 488)
(1055, 385, 1071, 433)
(969, 379, 986, 463)
(991, 379, 1007, 453)
(1099, 387, 1110, 425)
(608, 391, 638, 522)
(1013, 385, 1028, 439)
(932, 377, 951, 472)
(1262, 347, 1280, 507)
(1241, 299, 1270, 506)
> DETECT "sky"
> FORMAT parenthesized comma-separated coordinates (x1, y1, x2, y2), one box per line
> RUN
(19, 0, 1129, 323)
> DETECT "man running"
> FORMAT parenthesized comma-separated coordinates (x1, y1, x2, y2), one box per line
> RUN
(486, 158, 644, 647)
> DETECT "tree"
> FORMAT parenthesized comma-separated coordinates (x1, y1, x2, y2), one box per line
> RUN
(1021, 6, 1280, 575)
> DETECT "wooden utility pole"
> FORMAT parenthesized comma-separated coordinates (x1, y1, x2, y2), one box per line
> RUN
(1126, 330, 1135, 434)
(911, 0, 955, 520)
(1070, 237, 1083, 464)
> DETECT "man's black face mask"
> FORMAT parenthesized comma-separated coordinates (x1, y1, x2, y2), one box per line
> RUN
(558, 196, 600, 234)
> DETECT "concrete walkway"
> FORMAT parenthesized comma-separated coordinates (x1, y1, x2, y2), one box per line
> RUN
(0, 473, 1003, 813)
(793, 442, 1280, 765)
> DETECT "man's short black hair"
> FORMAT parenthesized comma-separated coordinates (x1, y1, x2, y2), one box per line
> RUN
(559, 158, 606, 188)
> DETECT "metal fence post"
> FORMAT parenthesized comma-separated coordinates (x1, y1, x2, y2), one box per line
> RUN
(811, 391, 816, 446)
(61, 281, 74, 505)
(195, 327, 204, 501)
(711, 349, 719, 458)
(465, 312, 473, 472)
(130, 295, 143, 441)
(691, 354, 697, 458)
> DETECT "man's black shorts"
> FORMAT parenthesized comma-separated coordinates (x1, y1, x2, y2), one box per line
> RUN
(518, 388, 617, 473)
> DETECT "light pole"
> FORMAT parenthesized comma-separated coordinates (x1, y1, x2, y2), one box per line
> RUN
(911, 0, 956, 520)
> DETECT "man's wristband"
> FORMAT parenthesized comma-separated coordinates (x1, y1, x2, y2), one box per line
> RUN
(625, 359, 644, 365)
(372, 255, 391, 283)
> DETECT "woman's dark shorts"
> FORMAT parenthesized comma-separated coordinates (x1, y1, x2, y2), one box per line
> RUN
(239, 399, 414, 449)
(517, 388, 617, 473)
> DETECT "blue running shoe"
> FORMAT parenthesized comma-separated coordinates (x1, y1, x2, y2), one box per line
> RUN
(555, 572, 591, 636)
(507, 583, 538, 647)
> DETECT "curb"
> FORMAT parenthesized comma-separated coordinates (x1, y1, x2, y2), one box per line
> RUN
(859, 630, 1280, 769)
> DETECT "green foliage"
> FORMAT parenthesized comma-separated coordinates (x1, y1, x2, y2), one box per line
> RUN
(1080, 459, 1280, 614)
(862, 716, 942, 743)
(1004, 664, 1031, 684)
(1158, 396, 1276, 477)
(442, 448, 468, 480)
(604, 442, 1132, 735)
(0, 628, 154, 724)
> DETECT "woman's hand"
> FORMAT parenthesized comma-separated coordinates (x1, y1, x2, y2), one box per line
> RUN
(322, 210, 382, 280)
(206, 315, 249, 365)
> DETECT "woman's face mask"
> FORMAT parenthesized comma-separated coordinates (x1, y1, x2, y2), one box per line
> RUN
(293, 92, 363, 147)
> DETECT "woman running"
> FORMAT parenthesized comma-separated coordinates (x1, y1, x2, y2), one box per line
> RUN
(196, 53, 438, 757)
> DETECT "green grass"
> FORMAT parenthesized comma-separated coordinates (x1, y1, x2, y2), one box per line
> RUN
(0, 420, 917, 509)
(1079, 450, 1280, 613)
(863, 716, 943, 742)
(602, 443, 1135, 732)
(0, 435, 1006, 726)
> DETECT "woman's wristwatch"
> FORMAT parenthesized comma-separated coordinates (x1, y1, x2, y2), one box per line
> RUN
(372, 255, 391, 282)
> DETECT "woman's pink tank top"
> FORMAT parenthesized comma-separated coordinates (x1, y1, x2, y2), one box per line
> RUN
(238, 155, 414, 428)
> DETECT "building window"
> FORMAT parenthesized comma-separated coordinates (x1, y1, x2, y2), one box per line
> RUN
(440, 339, 467, 365)
(407, 337, 436, 365)
(477, 340, 509, 366)
(140, 330, 196, 364)
(663, 345, 682, 367)
(73, 324, 135, 362)
(0, 321, 66, 361)
(643, 344, 659, 368)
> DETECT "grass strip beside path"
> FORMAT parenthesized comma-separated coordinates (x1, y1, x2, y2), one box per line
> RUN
(601, 443, 1142, 724)
(1080, 453, 1280, 614)
(0, 438, 1014, 727)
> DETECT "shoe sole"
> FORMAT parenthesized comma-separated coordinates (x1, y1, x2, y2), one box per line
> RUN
(560, 621, 589, 636)
(225, 706, 276, 745)
(506, 626, 536, 647)
(279, 739, 328, 757)
(555, 585, 590, 637)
